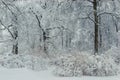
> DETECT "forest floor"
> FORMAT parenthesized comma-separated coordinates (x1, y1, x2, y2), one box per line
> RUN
(0, 67, 119, 80)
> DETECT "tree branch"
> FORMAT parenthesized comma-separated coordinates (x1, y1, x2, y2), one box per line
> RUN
(0, 20, 14, 38)
(30, 8, 45, 33)
(1, 0, 17, 21)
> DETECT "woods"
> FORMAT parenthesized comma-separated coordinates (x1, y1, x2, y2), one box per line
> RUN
(0, 0, 120, 57)
(0, 0, 120, 56)
(0, 0, 120, 78)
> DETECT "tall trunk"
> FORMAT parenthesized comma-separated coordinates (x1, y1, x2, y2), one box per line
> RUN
(99, 16, 102, 48)
(12, 27, 18, 54)
(93, 0, 99, 54)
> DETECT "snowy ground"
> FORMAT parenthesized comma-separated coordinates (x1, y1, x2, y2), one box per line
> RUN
(0, 67, 120, 80)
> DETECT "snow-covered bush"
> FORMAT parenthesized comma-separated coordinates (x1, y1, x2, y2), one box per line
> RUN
(0, 54, 48, 71)
(53, 52, 119, 77)
(0, 55, 25, 68)
(84, 54, 119, 76)
(23, 55, 48, 71)
(105, 47, 120, 64)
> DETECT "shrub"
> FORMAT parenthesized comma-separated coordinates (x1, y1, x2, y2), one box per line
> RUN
(105, 47, 120, 64)
(0, 54, 48, 71)
(53, 52, 119, 77)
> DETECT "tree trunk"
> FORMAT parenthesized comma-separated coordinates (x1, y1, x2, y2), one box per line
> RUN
(43, 36, 47, 53)
(12, 43, 18, 54)
(93, 0, 99, 54)
(43, 31, 49, 55)
(12, 27, 18, 54)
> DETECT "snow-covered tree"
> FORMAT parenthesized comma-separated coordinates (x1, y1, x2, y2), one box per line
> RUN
(0, 0, 21, 54)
